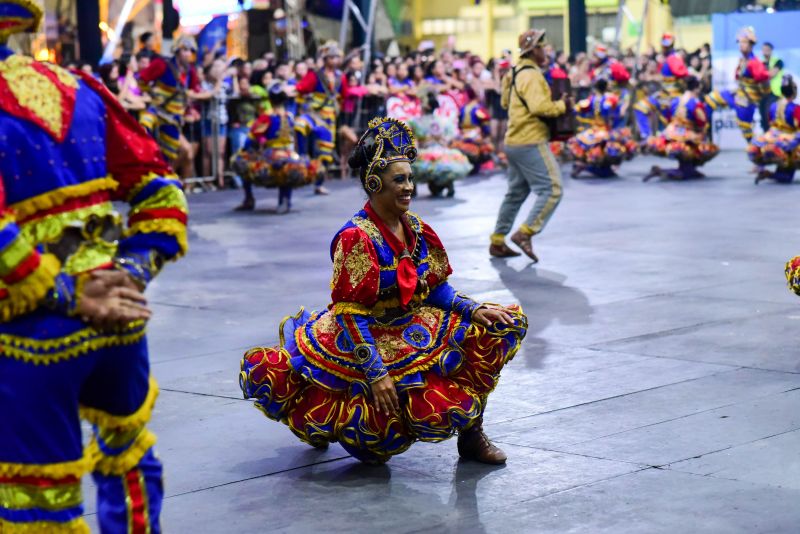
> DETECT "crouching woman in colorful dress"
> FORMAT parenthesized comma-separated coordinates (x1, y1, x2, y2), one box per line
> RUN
(751, 75, 800, 185)
(568, 78, 637, 178)
(239, 117, 527, 465)
(643, 76, 719, 181)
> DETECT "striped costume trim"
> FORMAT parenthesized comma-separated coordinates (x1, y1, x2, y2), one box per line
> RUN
(80, 378, 159, 431)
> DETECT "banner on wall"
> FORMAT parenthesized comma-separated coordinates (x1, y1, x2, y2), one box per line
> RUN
(711, 10, 800, 149)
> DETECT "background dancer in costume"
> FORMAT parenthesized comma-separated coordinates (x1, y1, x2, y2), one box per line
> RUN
(634, 32, 689, 140)
(232, 83, 315, 212)
(451, 84, 493, 175)
(751, 75, 800, 185)
(643, 76, 719, 181)
(295, 41, 346, 195)
(0, 2, 188, 531)
(704, 26, 770, 145)
(490, 29, 571, 262)
(240, 117, 527, 465)
(138, 35, 208, 178)
(569, 78, 636, 178)
(588, 44, 631, 129)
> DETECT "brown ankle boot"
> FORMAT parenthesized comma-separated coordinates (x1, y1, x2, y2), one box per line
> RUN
(457, 419, 507, 465)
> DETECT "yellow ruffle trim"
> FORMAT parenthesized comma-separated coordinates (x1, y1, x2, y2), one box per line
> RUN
(0, 517, 89, 534)
(0, 322, 146, 365)
(0, 449, 95, 479)
(0, 253, 60, 322)
(88, 429, 157, 476)
(80, 377, 159, 431)
(126, 218, 188, 258)
(10, 177, 118, 220)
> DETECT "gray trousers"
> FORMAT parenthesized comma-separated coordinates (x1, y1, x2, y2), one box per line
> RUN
(493, 143, 563, 238)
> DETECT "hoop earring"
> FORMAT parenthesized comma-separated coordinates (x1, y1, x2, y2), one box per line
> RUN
(365, 174, 383, 194)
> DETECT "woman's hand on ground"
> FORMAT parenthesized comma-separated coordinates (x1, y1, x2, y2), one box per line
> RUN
(473, 304, 515, 327)
(371, 375, 400, 416)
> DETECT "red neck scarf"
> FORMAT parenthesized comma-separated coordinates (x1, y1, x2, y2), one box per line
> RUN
(364, 202, 418, 308)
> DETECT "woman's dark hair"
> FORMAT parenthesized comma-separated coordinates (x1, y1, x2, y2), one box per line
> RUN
(594, 78, 608, 93)
(118, 53, 132, 78)
(268, 84, 288, 106)
(781, 74, 796, 98)
(686, 75, 701, 92)
(98, 61, 119, 95)
(250, 68, 268, 87)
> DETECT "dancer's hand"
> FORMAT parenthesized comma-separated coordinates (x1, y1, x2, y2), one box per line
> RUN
(77, 271, 151, 329)
(371, 375, 400, 416)
(474, 304, 515, 327)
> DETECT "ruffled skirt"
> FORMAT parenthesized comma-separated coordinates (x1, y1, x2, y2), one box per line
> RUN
(239, 305, 527, 464)
(748, 128, 800, 168)
(231, 148, 317, 188)
(645, 123, 718, 166)
(568, 126, 637, 168)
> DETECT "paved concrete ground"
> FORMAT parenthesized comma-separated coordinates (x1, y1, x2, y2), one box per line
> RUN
(87, 150, 799, 532)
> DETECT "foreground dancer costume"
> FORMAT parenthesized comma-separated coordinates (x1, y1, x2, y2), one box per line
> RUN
(0, 3, 188, 531)
(644, 77, 719, 181)
(751, 75, 800, 184)
(240, 118, 527, 464)
(704, 27, 770, 144)
(569, 79, 637, 178)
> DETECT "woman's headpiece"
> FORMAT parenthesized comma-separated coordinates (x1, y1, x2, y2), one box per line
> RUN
(353, 117, 417, 194)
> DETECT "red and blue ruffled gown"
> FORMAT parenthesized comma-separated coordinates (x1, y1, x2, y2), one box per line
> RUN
(568, 92, 637, 177)
(645, 92, 719, 179)
(239, 203, 527, 463)
(748, 98, 800, 183)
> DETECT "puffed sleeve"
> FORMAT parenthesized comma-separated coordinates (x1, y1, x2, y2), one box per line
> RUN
(330, 228, 386, 383)
(79, 72, 188, 287)
(0, 175, 63, 321)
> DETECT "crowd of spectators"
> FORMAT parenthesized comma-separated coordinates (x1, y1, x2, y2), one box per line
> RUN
(84, 32, 718, 189)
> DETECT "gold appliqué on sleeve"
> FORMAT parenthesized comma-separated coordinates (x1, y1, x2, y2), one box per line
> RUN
(375, 333, 408, 363)
(427, 246, 449, 281)
(330, 239, 344, 290)
(352, 216, 384, 245)
(0, 55, 69, 137)
(405, 211, 423, 233)
(344, 239, 373, 288)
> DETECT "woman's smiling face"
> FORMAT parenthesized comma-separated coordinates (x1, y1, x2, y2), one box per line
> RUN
(371, 161, 414, 216)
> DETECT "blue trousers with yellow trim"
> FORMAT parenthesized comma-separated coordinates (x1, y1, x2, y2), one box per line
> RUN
(0, 337, 163, 533)
(705, 90, 757, 143)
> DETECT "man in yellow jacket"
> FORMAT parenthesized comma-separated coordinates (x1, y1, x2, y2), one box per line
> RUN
(490, 29, 571, 261)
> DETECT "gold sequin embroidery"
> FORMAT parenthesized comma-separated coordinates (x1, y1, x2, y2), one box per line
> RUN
(331, 239, 344, 290)
(375, 333, 409, 363)
(344, 239, 373, 288)
(427, 246, 450, 281)
(0, 55, 69, 137)
(352, 216, 384, 245)
(42, 61, 79, 89)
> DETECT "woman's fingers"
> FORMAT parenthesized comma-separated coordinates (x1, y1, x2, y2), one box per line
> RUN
(389, 387, 401, 413)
